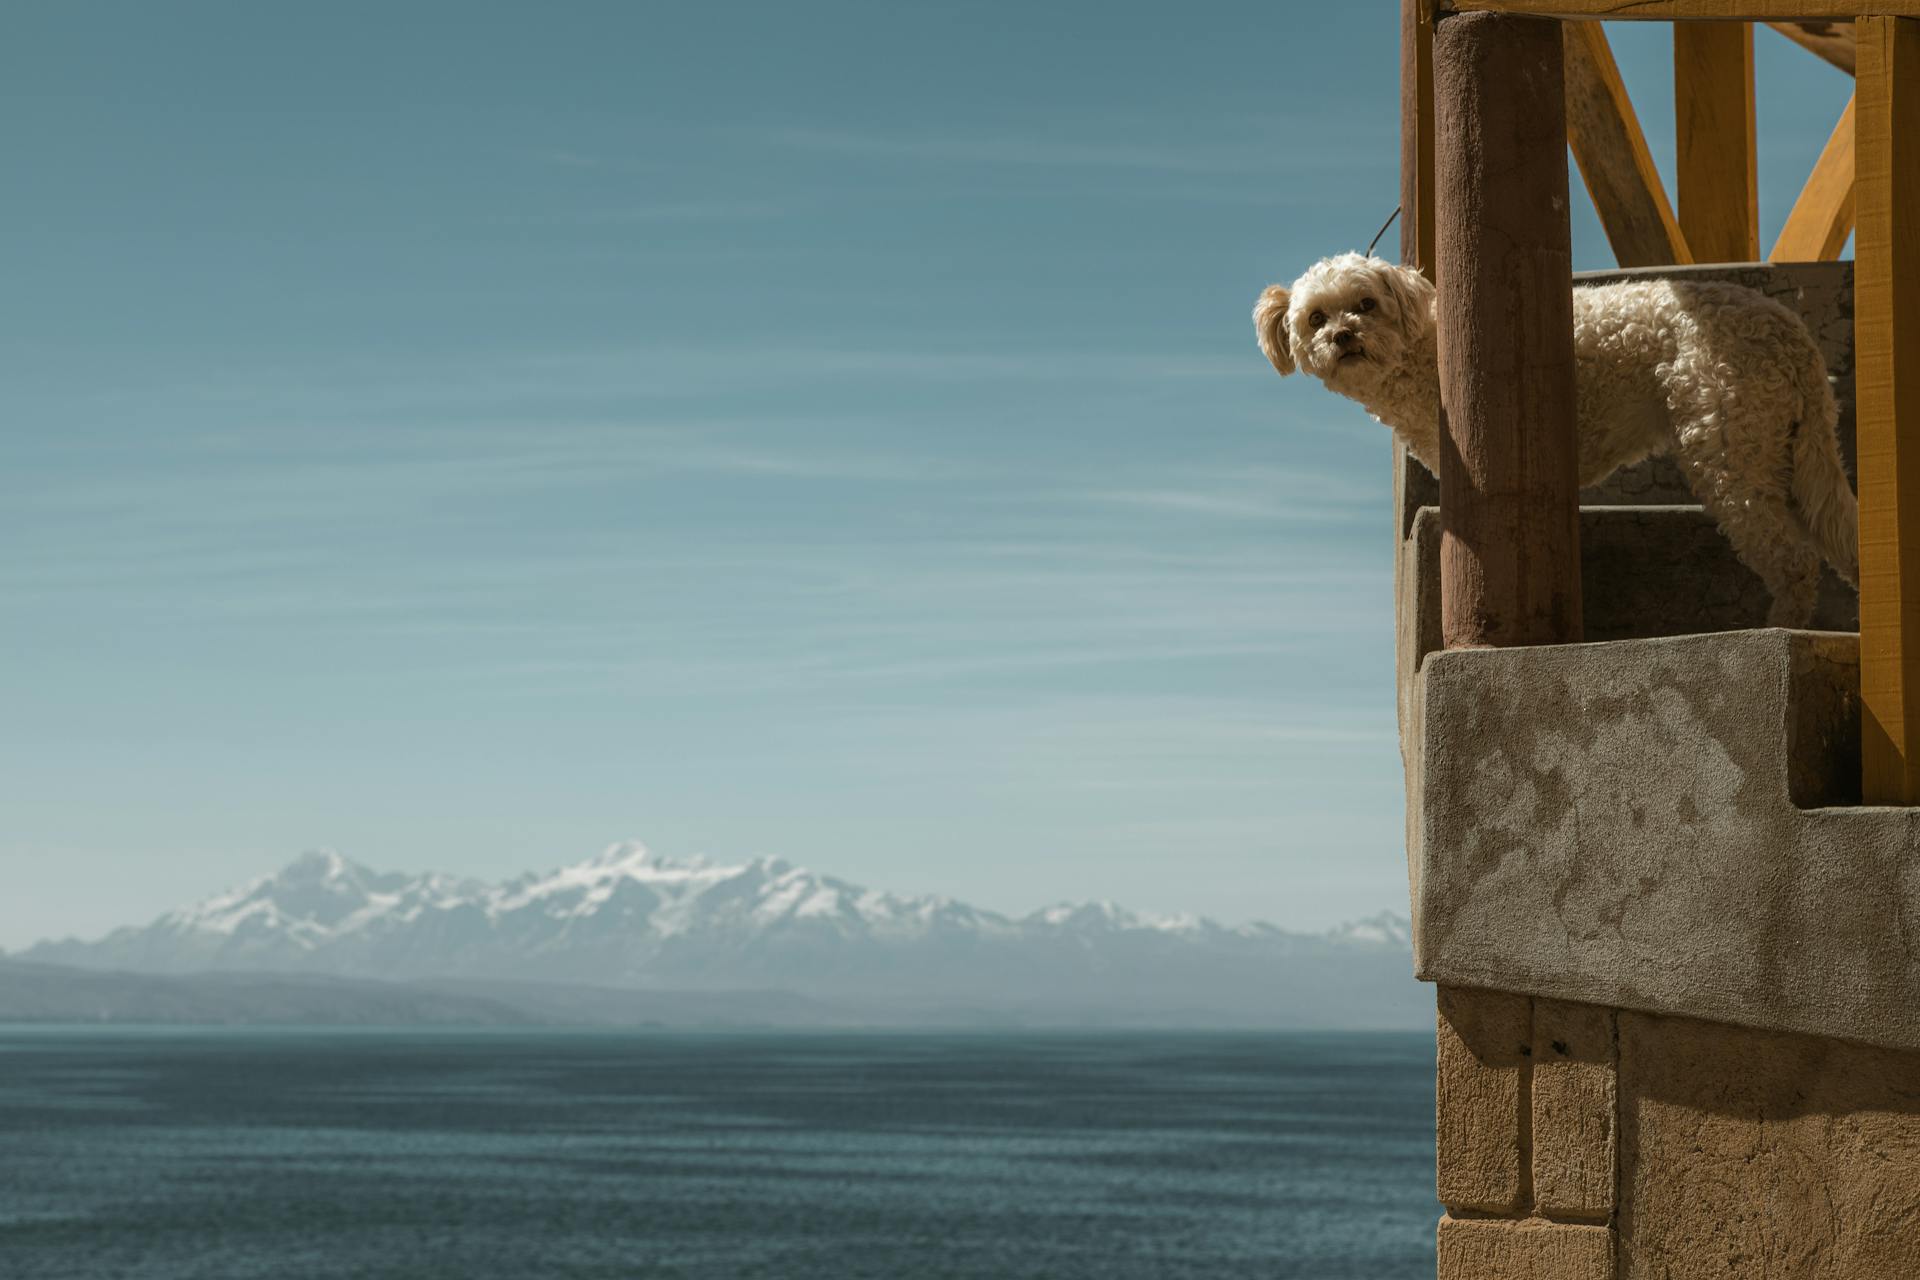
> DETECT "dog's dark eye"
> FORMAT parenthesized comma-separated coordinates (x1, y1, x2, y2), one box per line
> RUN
(1358, 297, 1376, 312)
(1308, 311, 1327, 329)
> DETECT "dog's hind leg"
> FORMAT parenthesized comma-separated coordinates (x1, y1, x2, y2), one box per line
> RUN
(1694, 486, 1825, 627)
(1756, 540, 1823, 630)
(1670, 372, 1828, 628)
(1789, 402, 1858, 587)
(1673, 418, 1821, 626)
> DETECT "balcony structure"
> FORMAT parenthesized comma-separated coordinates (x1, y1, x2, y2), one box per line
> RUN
(1395, 4, 1920, 1275)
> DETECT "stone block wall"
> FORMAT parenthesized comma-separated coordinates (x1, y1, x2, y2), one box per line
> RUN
(1437, 988, 1616, 1278)
(1436, 986, 1920, 1279)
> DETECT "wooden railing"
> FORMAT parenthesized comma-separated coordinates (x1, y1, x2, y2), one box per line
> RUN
(1400, 2, 1920, 800)
(1443, 2, 1918, 17)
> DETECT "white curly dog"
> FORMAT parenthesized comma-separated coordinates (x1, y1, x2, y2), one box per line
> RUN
(1253, 253, 1858, 627)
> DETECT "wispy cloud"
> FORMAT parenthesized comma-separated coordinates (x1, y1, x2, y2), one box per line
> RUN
(1054, 488, 1347, 523)
(754, 124, 1286, 176)
(2, 427, 947, 547)
(529, 109, 1389, 184)
(1001, 461, 1382, 525)
(506, 345, 1253, 388)
(489, 198, 800, 227)
(32, 343, 1257, 423)
(731, 107, 1394, 179)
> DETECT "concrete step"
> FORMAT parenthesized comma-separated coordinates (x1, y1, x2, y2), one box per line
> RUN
(1399, 504, 1859, 676)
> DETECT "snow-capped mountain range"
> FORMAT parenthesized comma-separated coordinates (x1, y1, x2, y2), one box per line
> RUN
(23, 843, 1420, 1027)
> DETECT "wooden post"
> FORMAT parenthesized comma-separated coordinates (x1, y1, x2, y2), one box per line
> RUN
(1856, 17, 1920, 803)
(1395, 0, 1441, 745)
(1444, 2, 1918, 20)
(1397, 0, 1441, 535)
(1401, 0, 1437, 279)
(1675, 22, 1759, 263)
(1432, 12, 1583, 651)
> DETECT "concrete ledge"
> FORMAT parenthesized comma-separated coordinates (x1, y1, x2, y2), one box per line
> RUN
(1415, 628, 1920, 1053)
(1394, 505, 1857, 772)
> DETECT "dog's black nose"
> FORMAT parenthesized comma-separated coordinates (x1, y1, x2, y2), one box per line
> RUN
(1332, 329, 1355, 349)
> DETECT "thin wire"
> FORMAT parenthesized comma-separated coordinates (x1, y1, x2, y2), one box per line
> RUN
(1365, 205, 1403, 259)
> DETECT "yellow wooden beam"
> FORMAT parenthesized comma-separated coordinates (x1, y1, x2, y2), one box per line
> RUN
(1770, 95, 1855, 260)
(1856, 17, 1920, 803)
(1443, 2, 1920, 19)
(1675, 22, 1759, 262)
(1564, 23, 1692, 267)
(1765, 20, 1858, 72)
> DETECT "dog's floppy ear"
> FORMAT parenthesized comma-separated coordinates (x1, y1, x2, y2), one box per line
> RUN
(1378, 263, 1435, 333)
(1252, 285, 1295, 376)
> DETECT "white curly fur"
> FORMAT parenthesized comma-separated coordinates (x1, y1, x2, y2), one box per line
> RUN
(1253, 253, 1859, 628)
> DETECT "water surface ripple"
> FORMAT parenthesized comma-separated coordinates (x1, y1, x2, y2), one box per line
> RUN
(0, 1029, 1438, 1279)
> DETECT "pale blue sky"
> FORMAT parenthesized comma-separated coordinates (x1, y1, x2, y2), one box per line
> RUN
(1, 3, 1853, 948)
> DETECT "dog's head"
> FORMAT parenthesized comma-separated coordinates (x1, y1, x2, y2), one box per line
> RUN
(1253, 253, 1434, 394)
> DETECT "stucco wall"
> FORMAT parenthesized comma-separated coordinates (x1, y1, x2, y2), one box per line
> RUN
(1414, 628, 1920, 1055)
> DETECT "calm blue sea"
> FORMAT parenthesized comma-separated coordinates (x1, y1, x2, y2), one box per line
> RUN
(0, 1029, 1437, 1279)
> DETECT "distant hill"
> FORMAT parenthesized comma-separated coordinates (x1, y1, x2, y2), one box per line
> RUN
(0, 958, 535, 1027)
(18, 843, 1425, 1029)
(0, 958, 865, 1029)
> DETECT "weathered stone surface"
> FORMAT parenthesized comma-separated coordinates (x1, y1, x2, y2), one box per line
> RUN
(1398, 490, 1440, 902)
(1580, 507, 1858, 639)
(1438, 1216, 1614, 1280)
(1397, 502, 1857, 791)
(1416, 628, 1920, 1053)
(1437, 986, 1531, 1214)
(1618, 1010, 1920, 1279)
(1531, 999, 1616, 1220)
